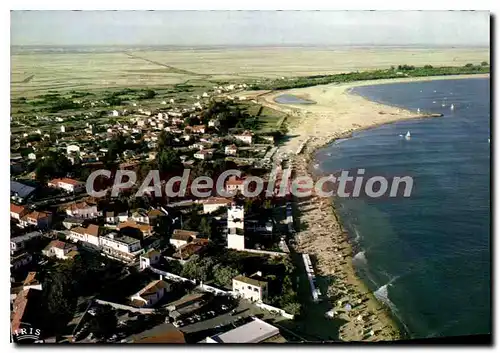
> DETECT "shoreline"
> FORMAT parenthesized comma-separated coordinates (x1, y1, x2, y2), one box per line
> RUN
(264, 73, 489, 341)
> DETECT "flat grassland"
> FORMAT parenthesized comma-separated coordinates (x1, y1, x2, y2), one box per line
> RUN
(11, 47, 490, 98)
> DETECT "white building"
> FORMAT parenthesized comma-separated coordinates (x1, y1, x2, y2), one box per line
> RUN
(111, 110, 120, 117)
(193, 150, 213, 160)
(170, 229, 198, 249)
(65, 201, 100, 218)
(232, 272, 268, 302)
(42, 240, 78, 260)
(227, 229, 245, 251)
(60, 125, 65, 133)
(66, 144, 80, 155)
(227, 203, 245, 250)
(225, 144, 238, 156)
(99, 232, 142, 262)
(129, 279, 169, 308)
(234, 131, 253, 145)
(68, 224, 100, 247)
(200, 197, 231, 214)
(48, 178, 84, 193)
(227, 203, 244, 230)
(139, 250, 161, 270)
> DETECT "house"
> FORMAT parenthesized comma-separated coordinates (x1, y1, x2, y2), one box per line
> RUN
(130, 279, 170, 308)
(111, 110, 120, 117)
(199, 197, 232, 214)
(208, 119, 220, 128)
(193, 149, 213, 160)
(117, 220, 153, 238)
(170, 229, 198, 249)
(139, 249, 161, 270)
(66, 144, 80, 154)
(42, 240, 78, 260)
(10, 203, 28, 220)
(147, 209, 164, 223)
(130, 209, 149, 224)
(65, 201, 100, 219)
(174, 238, 209, 261)
(191, 125, 206, 134)
(67, 224, 100, 247)
(11, 231, 42, 255)
(62, 217, 85, 229)
(20, 210, 52, 229)
(225, 176, 246, 194)
(105, 211, 128, 224)
(234, 131, 253, 144)
(232, 272, 268, 302)
(48, 178, 84, 193)
(225, 144, 238, 156)
(27, 153, 37, 160)
(99, 232, 142, 263)
(203, 318, 283, 343)
(11, 181, 36, 203)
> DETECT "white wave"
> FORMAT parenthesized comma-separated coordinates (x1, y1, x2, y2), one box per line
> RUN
(353, 250, 367, 265)
(373, 276, 399, 312)
(353, 227, 361, 242)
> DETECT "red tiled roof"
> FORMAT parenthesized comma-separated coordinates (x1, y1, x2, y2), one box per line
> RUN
(172, 229, 198, 241)
(11, 289, 29, 332)
(48, 178, 82, 186)
(10, 203, 26, 215)
(24, 210, 51, 220)
(132, 329, 186, 343)
(201, 197, 232, 205)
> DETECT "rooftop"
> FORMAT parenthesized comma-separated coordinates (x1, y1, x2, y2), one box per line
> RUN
(207, 318, 280, 343)
(233, 273, 267, 288)
(172, 229, 199, 241)
(48, 177, 82, 186)
(11, 181, 36, 198)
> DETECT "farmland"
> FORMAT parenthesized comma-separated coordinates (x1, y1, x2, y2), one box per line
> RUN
(11, 46, 490, 98)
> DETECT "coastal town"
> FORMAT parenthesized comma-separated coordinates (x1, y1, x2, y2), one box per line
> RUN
(9, 72, 415, 343)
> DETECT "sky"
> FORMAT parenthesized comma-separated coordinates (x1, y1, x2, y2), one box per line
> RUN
(10, 11, 490, 47)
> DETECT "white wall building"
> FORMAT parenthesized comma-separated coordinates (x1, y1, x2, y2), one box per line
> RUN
(232, 272, 268, 302)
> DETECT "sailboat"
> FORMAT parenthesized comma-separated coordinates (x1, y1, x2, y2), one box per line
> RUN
(450, 104, 455, 110)
(405, 131, 411, 140)
(417, 108, 420, 114)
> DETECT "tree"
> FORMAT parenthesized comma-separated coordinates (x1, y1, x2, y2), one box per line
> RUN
(181, 255, 215, 282)
(35, 151, 72, 183)
(464, 63, 474, 68)
(283, 302, 301, 316)
(198, 217, 212, 238)
(156, 147, 181, 172)
(481, 61, 489, 66)
(212, 264, 239, 287)
(88, 305, 118, 341)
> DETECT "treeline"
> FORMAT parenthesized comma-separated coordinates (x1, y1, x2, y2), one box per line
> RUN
(250, 63, 490, 90)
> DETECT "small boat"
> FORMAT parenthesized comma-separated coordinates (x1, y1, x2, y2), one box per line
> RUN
(405, 131, 411, 140)
(488, 138, 491, 143)
(432, 101, 437, 104)
(450, 104, 455, 110)
(417, 108, 420, 113)
(441, 103, 446, 107)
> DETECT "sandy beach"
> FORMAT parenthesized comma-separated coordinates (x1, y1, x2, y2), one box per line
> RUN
(251, 73, 489, 341)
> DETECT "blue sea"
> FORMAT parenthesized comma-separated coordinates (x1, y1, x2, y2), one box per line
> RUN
(315, 78, 491, 339)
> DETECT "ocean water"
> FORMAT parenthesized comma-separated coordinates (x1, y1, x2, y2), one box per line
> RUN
(315, 78, 491, 339)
